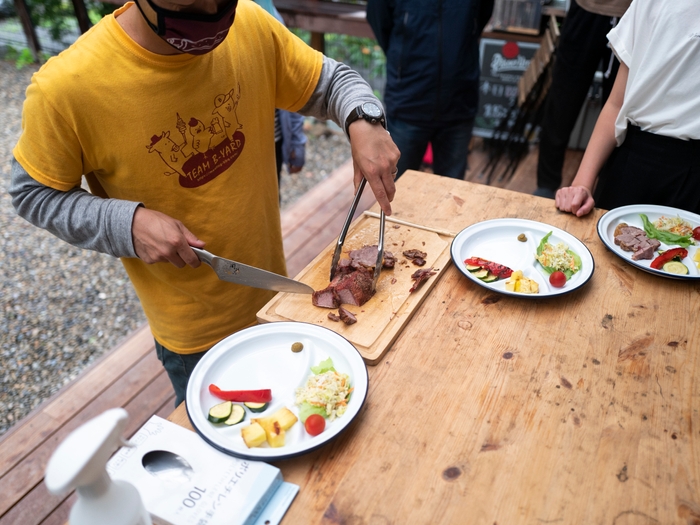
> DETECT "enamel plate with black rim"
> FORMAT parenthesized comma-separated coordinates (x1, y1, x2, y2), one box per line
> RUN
(186, 322, 368, 460)
(597, 204, 700, 280)
(450, 218, 595, 297)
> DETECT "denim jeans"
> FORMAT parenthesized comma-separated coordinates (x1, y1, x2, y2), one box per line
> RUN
(155, 340, 207, 407)
(388, 117, 474, 180)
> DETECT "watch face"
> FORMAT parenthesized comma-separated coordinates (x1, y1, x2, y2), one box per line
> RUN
(362, 102, 382, 118)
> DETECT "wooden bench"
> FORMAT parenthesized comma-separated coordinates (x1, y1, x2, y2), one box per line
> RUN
(0, 148, 583, 524)
(275, 0, 373, 52)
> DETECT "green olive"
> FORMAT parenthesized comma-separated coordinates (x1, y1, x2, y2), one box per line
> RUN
(517, 233, 527, 242)
(291, 342, 304, 353)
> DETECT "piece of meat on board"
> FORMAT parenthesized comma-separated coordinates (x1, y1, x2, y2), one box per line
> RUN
(409, 267, 436, 292)
(403, 248, 427, 266)
(348, 245, 396, 269)
(334, 267, 376, 306)
(312, 287, 341, 309)
(338, 306, 357, 325)
(327, 312, 341, 322)
(403, 249, 427, 260)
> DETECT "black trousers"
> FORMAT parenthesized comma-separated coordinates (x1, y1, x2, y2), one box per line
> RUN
(595, 126, 700, 215)
(536, 0, 620, 191)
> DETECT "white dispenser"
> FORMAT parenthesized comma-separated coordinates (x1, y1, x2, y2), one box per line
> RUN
(45, 408, 152, 525)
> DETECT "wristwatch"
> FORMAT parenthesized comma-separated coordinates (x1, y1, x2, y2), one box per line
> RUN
(345, 102, 386, 133)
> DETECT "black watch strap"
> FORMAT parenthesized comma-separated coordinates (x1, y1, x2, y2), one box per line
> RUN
(345, 102, 386, 135)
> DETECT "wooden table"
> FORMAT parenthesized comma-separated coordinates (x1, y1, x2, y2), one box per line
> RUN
(169, 171, 700, 524)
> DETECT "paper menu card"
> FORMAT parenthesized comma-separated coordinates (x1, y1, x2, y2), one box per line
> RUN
(107, 416, 298, 525)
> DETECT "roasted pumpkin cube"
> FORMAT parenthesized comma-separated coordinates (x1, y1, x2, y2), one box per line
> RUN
(241, 422, 267, 448)
(255, 418, 286, 448)
(269, 407, 298, 430)
(252, 407, 298, 432)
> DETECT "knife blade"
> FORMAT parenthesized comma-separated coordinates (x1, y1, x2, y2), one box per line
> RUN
(191, 247, 314, 295)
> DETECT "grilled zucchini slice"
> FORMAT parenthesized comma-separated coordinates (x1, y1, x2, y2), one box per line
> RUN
(208, 401, 233, 424)
(224, 404, 246, 426)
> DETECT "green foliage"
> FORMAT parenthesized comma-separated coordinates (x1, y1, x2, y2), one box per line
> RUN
(4, 44, 50, 68)
(23, 0, 118, 41)
(290, 28, 311, 45)
(6, 46, 35, 68)
(324, 34, 385, 77)
(289, 28, 385, 92)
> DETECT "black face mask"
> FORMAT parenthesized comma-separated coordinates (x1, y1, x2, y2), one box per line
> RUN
(135, 0, 238, 55)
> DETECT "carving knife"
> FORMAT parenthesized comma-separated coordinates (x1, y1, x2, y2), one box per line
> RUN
(191, 247, 314, 294)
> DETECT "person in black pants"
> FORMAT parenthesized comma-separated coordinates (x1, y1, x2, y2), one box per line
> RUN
(534, 0, 627, 198)
(367, 0, 494, 180)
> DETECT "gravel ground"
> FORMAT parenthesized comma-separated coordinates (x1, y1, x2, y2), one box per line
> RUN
(0, 58, 351, 437)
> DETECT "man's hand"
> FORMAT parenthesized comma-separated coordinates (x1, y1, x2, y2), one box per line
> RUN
(132, 207, 206, 267)
(348, 119, 400, 215)
(555, 186, 595, 217)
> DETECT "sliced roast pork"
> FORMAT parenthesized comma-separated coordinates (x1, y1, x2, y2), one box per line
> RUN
(338, 306, 357, 325)
(409, 267, 436, 292)
(347, 245, 395, 269)
(403, 249, 427, 266)
(334, 267, 375, 306)
(314, 245, 395, 309)
(312, 287, 340, 309)
(613, 222, 660, 260)
(312, 267, 375, 308)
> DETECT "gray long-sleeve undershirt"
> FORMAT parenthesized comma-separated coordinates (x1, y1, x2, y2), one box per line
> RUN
(9, 56, 378, 259)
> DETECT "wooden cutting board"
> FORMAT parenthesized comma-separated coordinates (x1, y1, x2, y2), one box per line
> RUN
(256, 212, 454, 364)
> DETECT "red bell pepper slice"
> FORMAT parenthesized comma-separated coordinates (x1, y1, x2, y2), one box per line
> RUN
(650, 248, 687, 269)
(464, 257, 513, 279)
(208, 384, 272, 403)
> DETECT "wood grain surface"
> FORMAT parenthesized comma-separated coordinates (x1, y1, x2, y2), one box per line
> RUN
(171, 171, 700, 525)
(258, 214, 453, 363)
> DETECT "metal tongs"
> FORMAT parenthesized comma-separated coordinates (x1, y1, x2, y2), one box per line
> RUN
(329, 178, 385, 291)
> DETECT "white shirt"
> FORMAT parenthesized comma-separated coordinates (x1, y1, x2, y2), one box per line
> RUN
(607, 0, 700, 144)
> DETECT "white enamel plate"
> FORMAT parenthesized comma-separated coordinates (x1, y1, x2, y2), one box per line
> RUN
(450, 218, 595, 297)
(186, 322, 368, 460)
(597, 204, 700, 280)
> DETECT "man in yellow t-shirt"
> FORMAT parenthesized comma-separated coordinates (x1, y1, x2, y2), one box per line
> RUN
(10, 0, 399, 405)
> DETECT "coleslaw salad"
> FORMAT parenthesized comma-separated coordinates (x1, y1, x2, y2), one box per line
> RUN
(536, 231, 582, 279)
(295, 358, 353, 423)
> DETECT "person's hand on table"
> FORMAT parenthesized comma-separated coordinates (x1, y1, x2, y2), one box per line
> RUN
(132, 207, 206, 267)
(348, 119, 400, 216)
(555, 185, 595, 217)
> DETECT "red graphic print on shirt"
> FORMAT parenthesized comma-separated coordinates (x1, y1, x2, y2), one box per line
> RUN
(145, 83, 245, 188)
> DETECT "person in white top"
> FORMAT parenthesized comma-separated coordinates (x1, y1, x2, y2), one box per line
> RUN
(555, 0, 700, 217)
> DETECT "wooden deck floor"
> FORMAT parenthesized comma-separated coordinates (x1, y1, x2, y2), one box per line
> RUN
(0, 143, 583, 524)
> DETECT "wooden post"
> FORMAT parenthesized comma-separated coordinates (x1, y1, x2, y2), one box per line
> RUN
(70, 0, 93, 33)
(12, 0, 41, 62)
(310, 31, 325, 54)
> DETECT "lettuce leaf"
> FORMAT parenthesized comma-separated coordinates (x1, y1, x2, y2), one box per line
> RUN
(536, 231, 552, 259)
(640, 214, 693, 248)
(536, 231, 581, 280)
(310, 357, 335, 375)
(298, 401, 327, 423)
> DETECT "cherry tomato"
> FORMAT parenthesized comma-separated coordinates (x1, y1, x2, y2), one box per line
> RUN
(304, 414, 326, 436)
(693, 226, 700, 241)
(549, 271, 567, 288)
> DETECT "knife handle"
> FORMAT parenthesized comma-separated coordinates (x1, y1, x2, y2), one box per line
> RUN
(190, 247, 214, 267)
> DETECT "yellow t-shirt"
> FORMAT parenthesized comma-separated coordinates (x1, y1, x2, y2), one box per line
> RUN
(14, 1, 323, 354)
